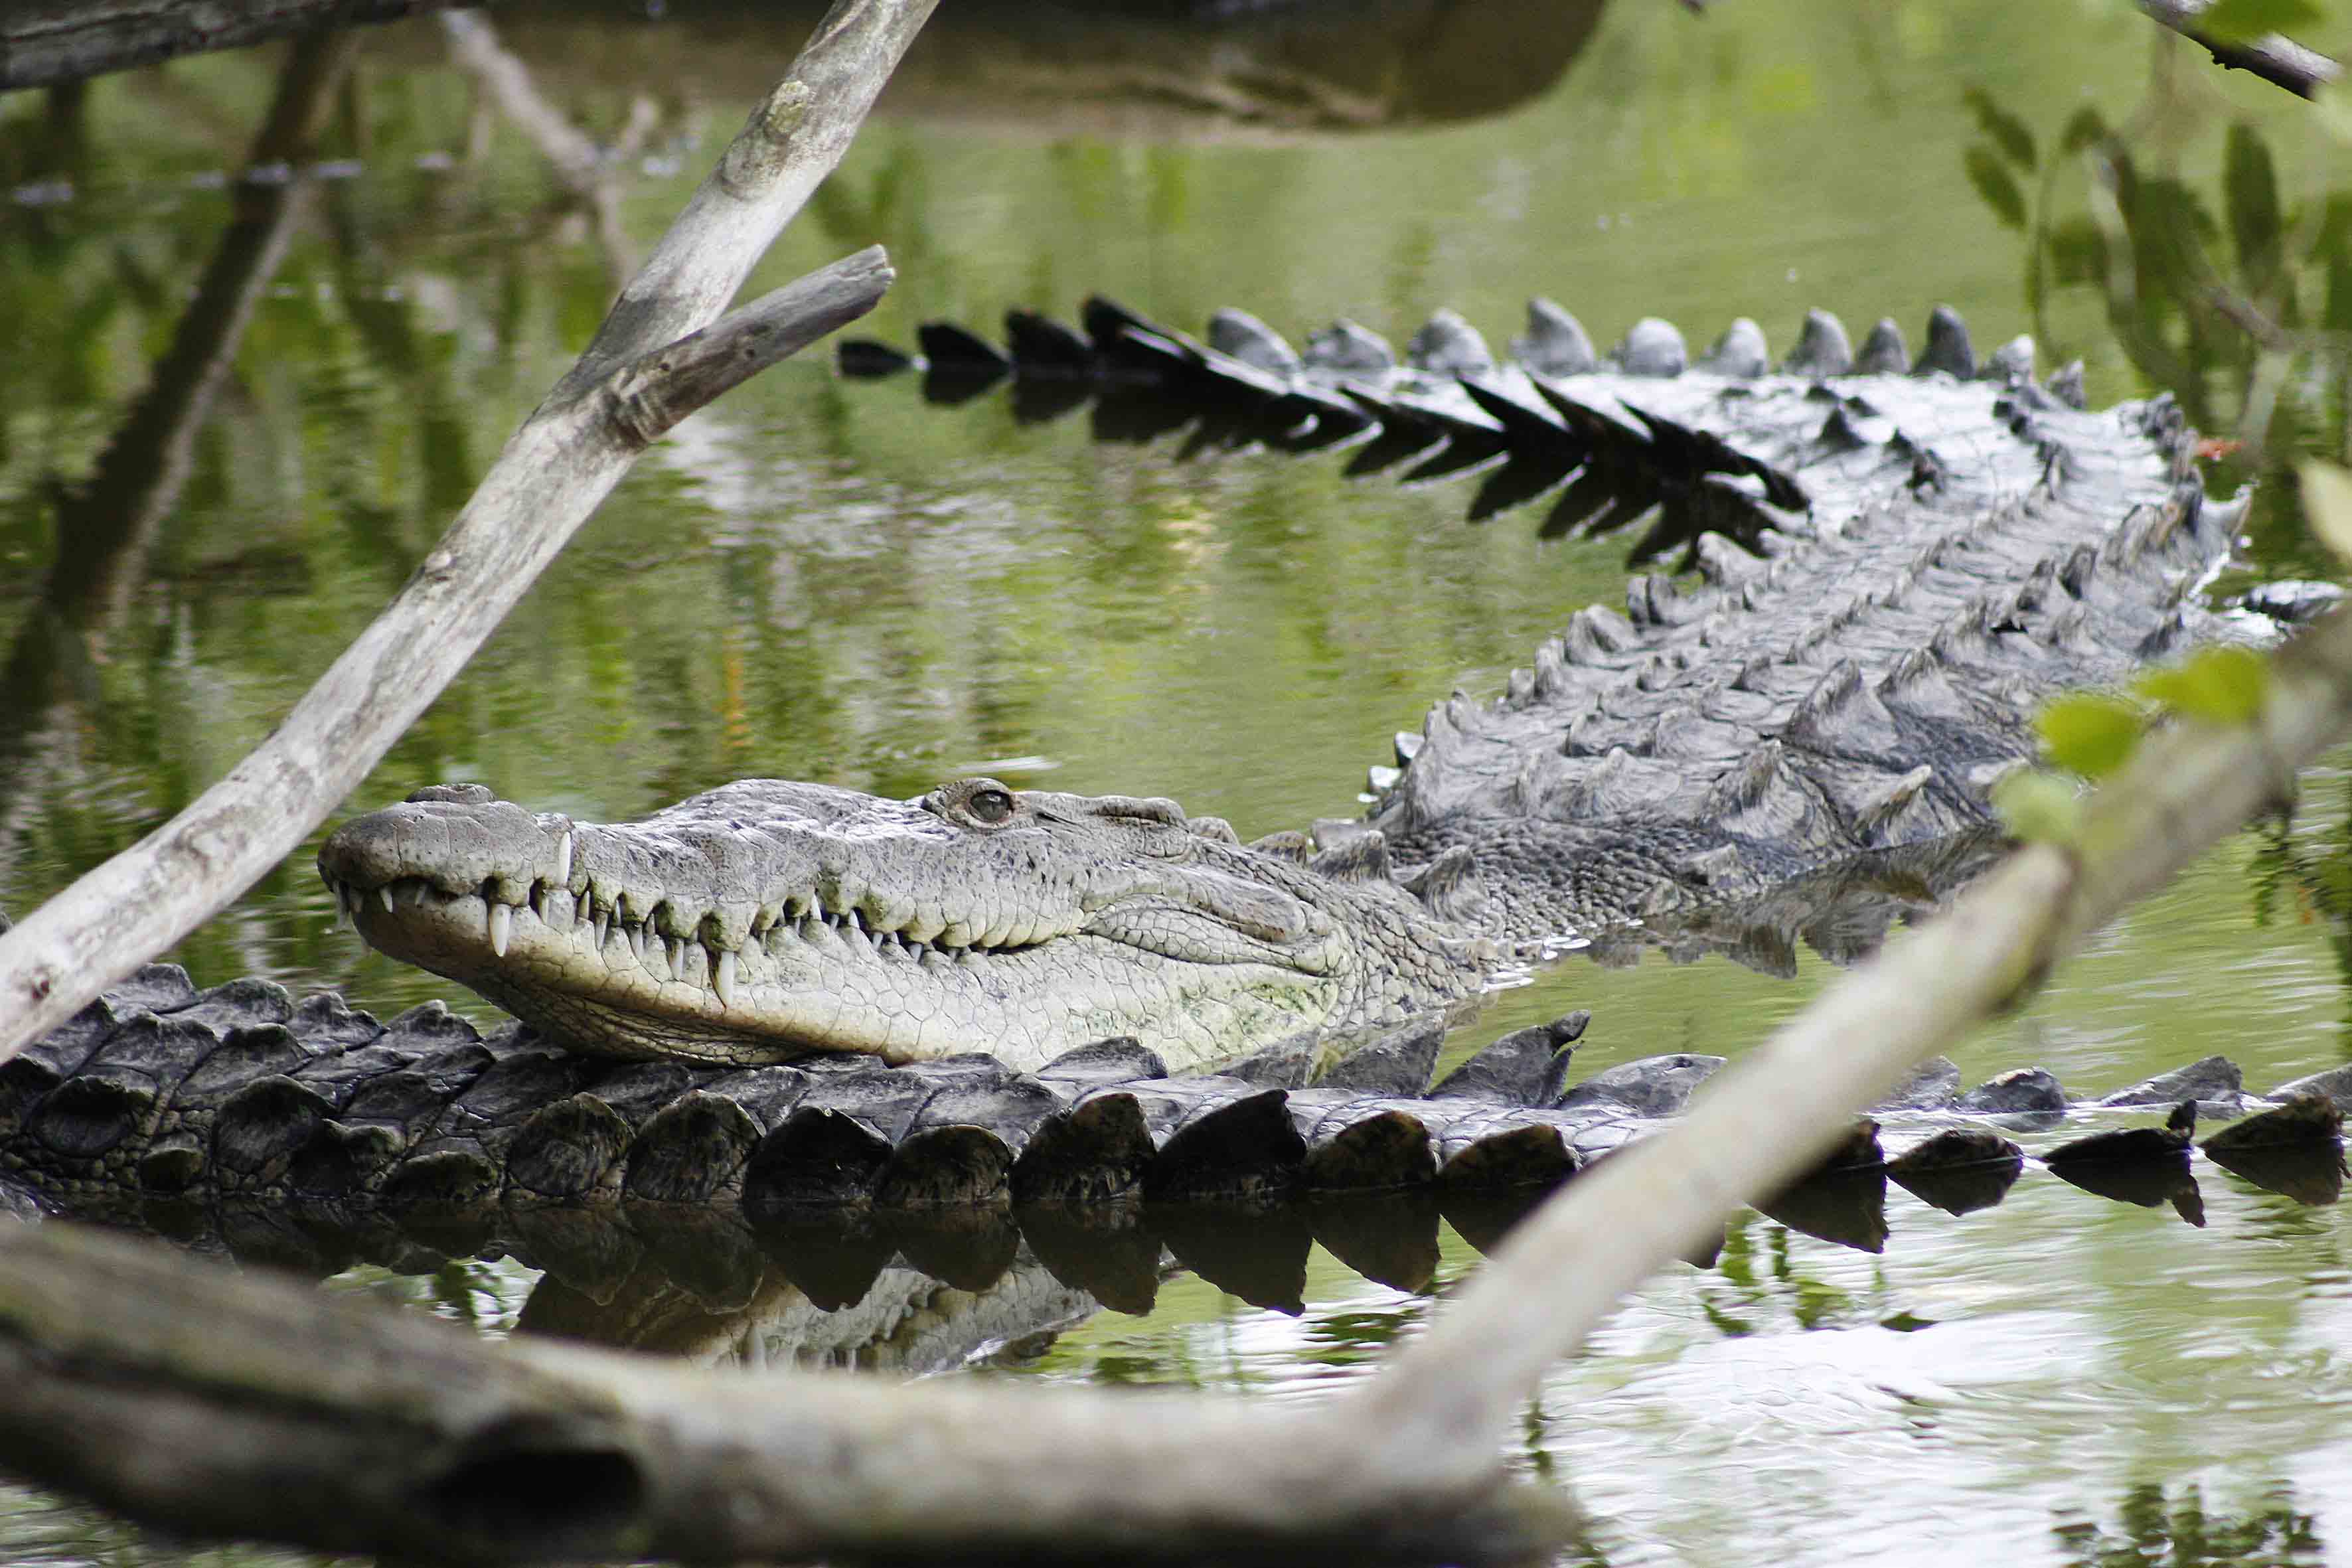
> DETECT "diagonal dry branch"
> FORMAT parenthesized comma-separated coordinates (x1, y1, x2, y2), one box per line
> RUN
(0, 0, 935, 1067)
(2139, 0, 2343, 98)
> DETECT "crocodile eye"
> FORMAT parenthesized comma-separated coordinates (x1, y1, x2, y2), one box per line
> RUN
(967, 787, 1014, 824)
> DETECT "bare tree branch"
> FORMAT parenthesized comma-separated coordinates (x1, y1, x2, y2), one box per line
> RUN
(2140, 0, 2343, 98)
(0, 0, 931, 1067)
(0, 0, 447, 90)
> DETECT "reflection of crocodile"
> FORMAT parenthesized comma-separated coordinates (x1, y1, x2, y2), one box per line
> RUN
(7, 295, 2327, 1250)
(487, 0, 1607, 139)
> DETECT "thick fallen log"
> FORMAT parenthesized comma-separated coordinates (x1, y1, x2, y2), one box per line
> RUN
(0, 1221, 1564, 1565)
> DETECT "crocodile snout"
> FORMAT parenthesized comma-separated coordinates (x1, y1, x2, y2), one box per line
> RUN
(319, 787, 572, 901)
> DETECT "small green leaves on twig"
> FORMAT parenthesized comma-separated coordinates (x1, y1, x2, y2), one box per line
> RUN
(1966, 147, 2029, 229)
(2061, 104, 2110, 156)
(2036, 692, 2146, 777)
(1962, 87, 2036, 231)
(1999, 644, 2281, 843)
(1965, 88, 2039, 170)
(2132, 644, 2272, 722)
(1993, 770, 2087, 845)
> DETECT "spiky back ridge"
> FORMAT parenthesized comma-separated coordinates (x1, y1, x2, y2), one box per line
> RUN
(848, 297, 2234, 957)
(1368, 378, 2223, 943)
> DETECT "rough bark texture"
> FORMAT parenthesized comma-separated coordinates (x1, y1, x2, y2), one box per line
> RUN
(0, 1223, 1559, 1565)
(0, 0, 929, 1069)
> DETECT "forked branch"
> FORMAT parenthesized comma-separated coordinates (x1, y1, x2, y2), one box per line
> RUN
(0, 0, 934, 1065)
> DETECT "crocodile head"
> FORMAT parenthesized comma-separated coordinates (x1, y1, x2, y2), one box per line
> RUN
(317, 778, 1492, 1072)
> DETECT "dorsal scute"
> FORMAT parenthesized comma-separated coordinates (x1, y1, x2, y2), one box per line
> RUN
(1309, 831, 1393, 886)
(1783, 659, 1907, 759)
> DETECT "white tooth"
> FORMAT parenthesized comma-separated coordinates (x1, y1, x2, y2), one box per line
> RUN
(665, 936, 682, 980)
(489, 902, 512, 958)
(593, 910, 610, 949)
(629, 924, 648, 963)
(714, 948, 738, 1006)
(379, 886, 396, 914)
(554, 830, 574, 889)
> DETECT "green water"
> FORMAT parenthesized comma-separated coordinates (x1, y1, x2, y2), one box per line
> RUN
(5, 1, 2352, 1562)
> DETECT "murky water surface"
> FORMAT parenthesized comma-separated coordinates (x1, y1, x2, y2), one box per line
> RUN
(6, 1, 2352, 1562)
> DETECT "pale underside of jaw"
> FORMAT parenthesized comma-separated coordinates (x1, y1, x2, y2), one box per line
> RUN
(327, 872, 1342, 1071)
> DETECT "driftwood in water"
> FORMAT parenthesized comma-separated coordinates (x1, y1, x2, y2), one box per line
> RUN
(2, 0, 447, 90)
(0, 0, 930, 1067)
(0, 1221, 1563, 1565)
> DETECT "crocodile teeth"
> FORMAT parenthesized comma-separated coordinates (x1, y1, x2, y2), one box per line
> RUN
(488, 901, 512, 958)
(665, 935, 683, 980)
(592, 910, 610, 950)
(714, 947, 738, 1007)
(553, 829, 573, 890)
(379, 886, 396, 914)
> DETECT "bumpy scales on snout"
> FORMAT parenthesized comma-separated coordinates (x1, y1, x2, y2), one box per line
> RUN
(317, 777, 1490, 1072)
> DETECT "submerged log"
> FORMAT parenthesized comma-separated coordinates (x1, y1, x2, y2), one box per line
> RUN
(0, 1222, 1565, 1565)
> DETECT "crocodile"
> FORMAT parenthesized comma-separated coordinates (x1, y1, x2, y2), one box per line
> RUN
(305, 297, 2246, 1075)
(6, 295, 2332, 1254)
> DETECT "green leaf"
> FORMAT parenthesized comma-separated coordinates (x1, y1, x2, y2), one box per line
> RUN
(2133, 645, 2273, 725)
(2061, 105, 2110, 156)
(1993, 771, 2085, 846)
(1965, 145, 2028, 230)
(2036, 693, 2146, 777)
(2300, 461, 2352, 566)
(2045, 217, 2110, 286)
(1963, 88, 2038, 170)
(2198, 0, 2324, 45)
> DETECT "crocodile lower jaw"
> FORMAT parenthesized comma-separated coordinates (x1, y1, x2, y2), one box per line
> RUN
(335, 876, 1350, 1072)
